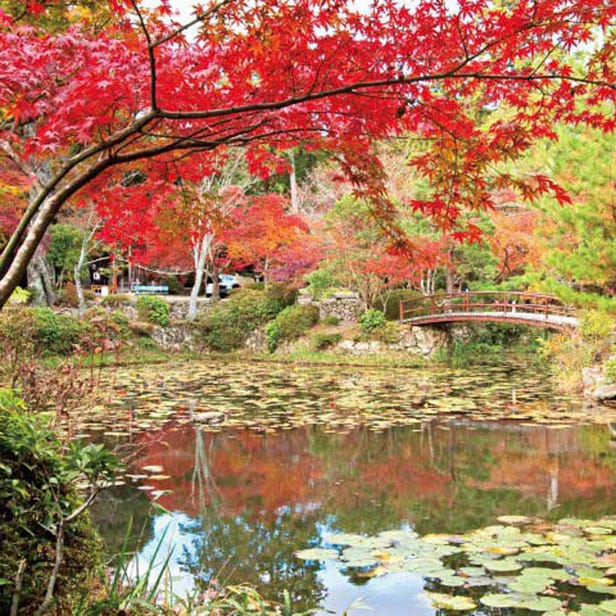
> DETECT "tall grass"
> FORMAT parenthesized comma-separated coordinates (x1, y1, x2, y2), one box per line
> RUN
(80, 517, 309, 615)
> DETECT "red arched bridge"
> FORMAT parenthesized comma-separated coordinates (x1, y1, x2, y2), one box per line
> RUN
(400, 291, 579, 331)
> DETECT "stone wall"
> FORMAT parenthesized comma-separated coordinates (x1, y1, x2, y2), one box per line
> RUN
(338, 325, 449, 356)
(95, 295, 212, 321)
(305, 293, 363, 322)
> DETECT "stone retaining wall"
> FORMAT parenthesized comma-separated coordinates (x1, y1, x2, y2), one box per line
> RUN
(303, 293, 363, 322)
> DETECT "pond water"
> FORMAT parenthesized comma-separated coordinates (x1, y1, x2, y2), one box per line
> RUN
(88, 359, 616, 614)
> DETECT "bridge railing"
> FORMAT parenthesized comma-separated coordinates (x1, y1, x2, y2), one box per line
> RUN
(400, 291, 576, 322)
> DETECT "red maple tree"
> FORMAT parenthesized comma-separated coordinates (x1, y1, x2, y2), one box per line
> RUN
(0, 0, 613, 306)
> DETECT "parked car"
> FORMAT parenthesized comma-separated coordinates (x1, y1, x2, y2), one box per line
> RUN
(205, 274, 241, 298)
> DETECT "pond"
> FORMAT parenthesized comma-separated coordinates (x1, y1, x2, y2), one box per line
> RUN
(88, 359, 616, 614)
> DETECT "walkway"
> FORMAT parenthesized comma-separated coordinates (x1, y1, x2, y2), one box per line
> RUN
(400, 292, 579, 331)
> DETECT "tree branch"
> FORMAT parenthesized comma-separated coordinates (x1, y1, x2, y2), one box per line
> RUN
(151, 0, 237, 48)
(130, 0, 158, 110)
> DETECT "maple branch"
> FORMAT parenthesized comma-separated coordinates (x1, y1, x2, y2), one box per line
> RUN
(0, 110, 159, 277)
(130, 0, 158, 110)
(151, 0, 237, 48)
(453, 72, 616, 90)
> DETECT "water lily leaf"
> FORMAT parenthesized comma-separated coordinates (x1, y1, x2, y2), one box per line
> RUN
(484, 559, 523, 573)
(597, 599, 616, 612)
(422, 533, 457, 544)
(294, 548, 338, 561)
(480, 593, 516, 608)
(488, 545, 521, 555)
(377, 529, 418, 543)
(465, 576, 495, 587)
(424, 592, 476, 611)
(328, 533, 388, 549)
(512, 595, 563, 612)
(577, 605, 613, 616)
(439, 575, 465, 587)
(585, 527, 613, 535)
(459, 566, 486, 577)
(578, 577, 614, 587)
(585, 584, 616, 595)
(141, 464, 164, 473)
(507, 578, 550, 594)
(354, 565, 387, 579)
(498, 515, 534, 525)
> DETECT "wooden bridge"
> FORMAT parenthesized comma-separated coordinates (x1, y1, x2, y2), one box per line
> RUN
(400, 291, 579, 331)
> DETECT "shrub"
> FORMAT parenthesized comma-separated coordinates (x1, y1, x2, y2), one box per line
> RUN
(197, 289, 284, 352)
(83, 289, 96, 301)
(373, 288, 423, 320)
(57, 281, 79, 307)
(8, 286, 31, 305)
(373, 321, 401, 344)
(320, 315, 341, 326)
(32, 307, 85, 355)
(163, 275, 183, 295)
(196, 286, 297, 352)
(264, 304, 320, 352)
(136, 295, 170, 326)
(359, 308, 386, 333)
(101, 293, 133, 307)
(606, 358, 616, 383)
(312, 331, 343, 350)
(129, 320, 155, 337)
(304, 269, 339, 299)
(580, 309, 613, 341)
(262, 282, 299, 314)
(0, 391, 117, 614)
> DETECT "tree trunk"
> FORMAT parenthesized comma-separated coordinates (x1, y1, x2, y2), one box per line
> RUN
(0, 157, 113, 310)
(188, 233, 213, 320)
(211, 260, 221, 300)
(74, 240, 88, 316)
(289, 150, 299, 214)
(27, 248, 56, 306)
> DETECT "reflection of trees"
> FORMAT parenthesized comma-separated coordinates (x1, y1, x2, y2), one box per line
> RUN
(92, 420, 616, 604)
(178, 427, 326, 612)
(304, 423, 616, 535)
(90, 485, 152, 556)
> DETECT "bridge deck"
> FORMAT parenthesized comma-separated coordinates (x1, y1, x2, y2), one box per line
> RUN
(400, 292, 578, 331)
(404, 310, 579, 330)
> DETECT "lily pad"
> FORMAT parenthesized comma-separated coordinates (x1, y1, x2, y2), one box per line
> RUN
(294, 548, 338, 561)
(424, 592, 476, 611)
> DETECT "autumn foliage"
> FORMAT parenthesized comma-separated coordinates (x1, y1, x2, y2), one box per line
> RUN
(0, 0, 614, 305)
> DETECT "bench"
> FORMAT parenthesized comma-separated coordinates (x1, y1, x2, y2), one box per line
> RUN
(131, 284, 169, 295)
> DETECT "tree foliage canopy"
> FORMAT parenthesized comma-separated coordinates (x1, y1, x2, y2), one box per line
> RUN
(0, 0, 613, 305)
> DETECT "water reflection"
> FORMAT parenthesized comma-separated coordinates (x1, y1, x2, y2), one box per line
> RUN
(92, 421, 616, 613)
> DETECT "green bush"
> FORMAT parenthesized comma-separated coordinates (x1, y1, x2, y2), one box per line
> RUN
(265, 304, 320, 352)
(198, 288, 294, 352)
(8, 286, 30, 305)
(163, 275, 183, 295)
(136, 295, 170, 326)
(580, 309, 613, 341)
(312, 332, 343, 350)
(359, 308, 386, 333)
(606, 357, 616, 383)
(0, 390, 117, 614)
(262, 283, 299, 314)
(101, 293, 132, 307)
(320, 315, 341, 326)
(373, 288, 423, 320)
(304, 269, 340, 299)
(373, 321, 401, 344)
(32, 307, 85, 355)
